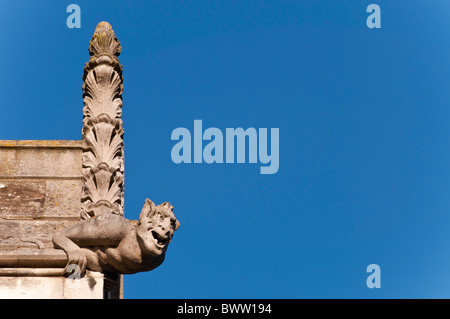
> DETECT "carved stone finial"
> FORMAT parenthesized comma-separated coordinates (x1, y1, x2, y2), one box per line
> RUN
(81, 22, 124, 219)
(89, 21, 122, 59)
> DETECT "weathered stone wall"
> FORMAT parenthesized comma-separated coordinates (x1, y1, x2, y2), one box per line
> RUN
(0, 140, 82, 250)
(0, 140, 123, 299)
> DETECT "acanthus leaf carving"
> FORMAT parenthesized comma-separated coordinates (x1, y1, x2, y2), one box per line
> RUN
(80, 22, 124, 220)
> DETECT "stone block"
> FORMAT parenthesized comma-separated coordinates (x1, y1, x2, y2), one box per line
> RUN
(0, 180, 46, 219)
(0, 220, 20, 247)
(0, 270, 104, 299)
(44, 179, 82, 218)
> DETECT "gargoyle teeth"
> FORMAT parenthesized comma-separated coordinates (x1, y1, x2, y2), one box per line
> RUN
(151, 231, 168, 247)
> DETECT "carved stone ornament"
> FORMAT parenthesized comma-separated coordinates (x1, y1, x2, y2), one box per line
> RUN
(81, 21, 124, 219)
(52, 22, 180, 276)
(53, 199, 180, 276)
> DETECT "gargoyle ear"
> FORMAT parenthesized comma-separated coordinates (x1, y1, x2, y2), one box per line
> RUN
(174, 219, 180, 231)
(139, 198, 156, 223)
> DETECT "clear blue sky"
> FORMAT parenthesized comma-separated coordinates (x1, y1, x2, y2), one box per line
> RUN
(1, 0, 450, 298)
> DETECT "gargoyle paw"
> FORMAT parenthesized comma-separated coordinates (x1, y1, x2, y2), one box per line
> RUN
(64, 249, 87, 278)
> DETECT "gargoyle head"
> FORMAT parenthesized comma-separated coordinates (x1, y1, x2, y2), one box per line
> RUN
(136, 199, 180, 256)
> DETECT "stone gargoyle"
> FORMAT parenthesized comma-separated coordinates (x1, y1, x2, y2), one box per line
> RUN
(52, 199, 180, 277)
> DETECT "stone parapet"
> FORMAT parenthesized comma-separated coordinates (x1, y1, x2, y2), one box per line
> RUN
(0, 141, 119, 298)
(0, 141, 82, 250)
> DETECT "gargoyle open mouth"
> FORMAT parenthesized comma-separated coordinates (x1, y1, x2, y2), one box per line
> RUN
(151, 231, 168, 248)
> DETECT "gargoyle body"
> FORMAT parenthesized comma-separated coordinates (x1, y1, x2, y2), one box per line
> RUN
(53, 199, 179, 276)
